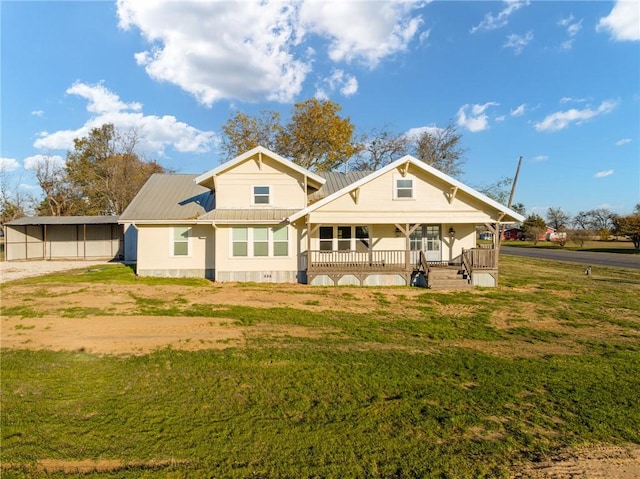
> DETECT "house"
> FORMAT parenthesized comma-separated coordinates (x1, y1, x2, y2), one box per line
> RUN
(502, 227, 524, 241)
(119, 146, 524, 288)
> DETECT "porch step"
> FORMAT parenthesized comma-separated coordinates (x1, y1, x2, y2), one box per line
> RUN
(427, 267, 472, 290)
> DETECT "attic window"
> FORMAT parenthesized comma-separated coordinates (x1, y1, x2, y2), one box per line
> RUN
(253, 186, 270, 205)
(395, 178, 413, 199)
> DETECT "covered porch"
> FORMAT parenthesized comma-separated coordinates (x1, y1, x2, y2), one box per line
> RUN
(301, 222, 500, 287)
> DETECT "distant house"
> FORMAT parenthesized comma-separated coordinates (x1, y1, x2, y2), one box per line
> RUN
(502, 227, 524, 241)
(119, 146, 524, 288)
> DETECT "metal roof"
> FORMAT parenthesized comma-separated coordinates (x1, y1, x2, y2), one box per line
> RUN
(198, 209, 298, 224)
(5, 216, 120, 226)
(308, 171, 370, 203)
(119, 174, 214, 221)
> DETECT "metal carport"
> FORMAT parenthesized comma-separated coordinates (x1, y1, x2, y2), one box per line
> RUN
(3, 216, 123, 261)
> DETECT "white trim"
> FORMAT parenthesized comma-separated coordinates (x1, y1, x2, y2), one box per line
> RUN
(287, 155, 525, 223)
(252, 185, 271, 206)
(170, 226, 192, 257)
(194, 146, 326, 188)
(393, 174, 415, 200)
(229, 225, 290, 258)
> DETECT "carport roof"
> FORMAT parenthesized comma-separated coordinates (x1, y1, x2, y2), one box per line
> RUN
(5, 216, 120, 226)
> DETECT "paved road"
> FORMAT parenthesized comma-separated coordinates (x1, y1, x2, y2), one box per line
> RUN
(501, 246, 640, 270)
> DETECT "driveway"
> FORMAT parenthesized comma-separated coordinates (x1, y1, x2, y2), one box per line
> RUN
(501, 246, 640, 270)
(0, 260, 113, 284)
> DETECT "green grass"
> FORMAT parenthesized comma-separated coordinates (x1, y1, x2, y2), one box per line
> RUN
(502, 239, 639, 254)
(2, 256, 640, 478)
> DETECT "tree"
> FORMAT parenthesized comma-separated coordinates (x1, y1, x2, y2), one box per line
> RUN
(511, 203, 526, 216)
(32, 154, 80, 216)
(567, 228, 593, 248)
(477, 177, 513, 205)
(351, 128, 408, 171)
(65, 124, 164, 215)
(410, 124, 465, 178)
(522, 213, 547, 244)
(1, 163, 32, 223)
(573, 208, 615, 240)
(276, 99, 358, 171)
(220, 110, 282, 160)
(546, 207, 570, 231)
(613, 213, 640, 250)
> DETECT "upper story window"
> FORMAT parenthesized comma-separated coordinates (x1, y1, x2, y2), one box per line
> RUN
(395, 178, 414, 199)
(253, 186, 270, 205)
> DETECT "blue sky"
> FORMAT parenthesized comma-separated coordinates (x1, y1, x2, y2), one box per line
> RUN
(1, 0, 639, 217)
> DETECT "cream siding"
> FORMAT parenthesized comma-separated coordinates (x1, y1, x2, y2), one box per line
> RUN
(214, 224, 300, 282)
(136, 225, 215, 278)
(214, 155, 307, 210)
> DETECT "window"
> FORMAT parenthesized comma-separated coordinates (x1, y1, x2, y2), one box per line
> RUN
(337, 226, 351, 251)
(232, 227, 248, 256)
(231, 227, 289, 257)
(273, 227, 288, 256)
(318, 226, 370, 251)
(319, 226, 333, 251)
(410, 226, 423, 251)
(173, 227, 189, 256)
(395, 178, 413, 199)
(253, 186, 270, 205)
(253, 227, 268, 256)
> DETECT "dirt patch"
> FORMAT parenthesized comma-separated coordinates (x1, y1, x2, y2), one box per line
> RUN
(2, 459, 189, 474)
(512, 444, 640, 478)
(1, 315, 336, 355)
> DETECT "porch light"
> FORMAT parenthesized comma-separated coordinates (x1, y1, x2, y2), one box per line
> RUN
(448, 226, 456, 237)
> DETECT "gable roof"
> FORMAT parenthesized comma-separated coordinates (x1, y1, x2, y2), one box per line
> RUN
(288, 155, 526, 223)
(119, 174, 214, 222)
(310, 171, 370, 203)
(194, 145, 326, 190)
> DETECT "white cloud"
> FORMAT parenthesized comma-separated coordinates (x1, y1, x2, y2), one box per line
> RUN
(33, 82, 216, 156)
(511, 104, 526, 116)
(300, 1, 424, 68)
(560, 96, 588, 104)
(597, 0, 640, 41)
(23, 154, 66, 171)
(404, 125, 445, 140)
(616, 138, 632, 146)
(456, 102, 499, 132)
(116, 0, 425, 106)
(534, 100, 617, 132)
(315, 69, 358, 100)
(471, 0, 530, 33)
(0, 157, 20, 172)
(558, 14, 583, 50)
(531, 155, 549, 162)
(594, 169, 614, 178)
(67, 81, 141, 114)
(503, 31, 533, 55)
(31, 110, 44, 117)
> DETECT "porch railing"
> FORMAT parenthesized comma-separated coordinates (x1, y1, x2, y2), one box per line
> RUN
(307, 249, 408, 272)
(462, 248, 497, 275)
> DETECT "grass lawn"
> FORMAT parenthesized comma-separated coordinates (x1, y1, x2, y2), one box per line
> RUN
(1, 256, 640, 478)
(501, 239, 639, 254)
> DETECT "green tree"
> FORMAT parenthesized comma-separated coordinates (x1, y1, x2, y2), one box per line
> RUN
(613, 213, 640, 250)
(220, 110, 282, 160)
(276, 99, 358, 171)
(65, 124, 164, 215)
(411, 124, 466, 178)
(522, 213, 547, 244)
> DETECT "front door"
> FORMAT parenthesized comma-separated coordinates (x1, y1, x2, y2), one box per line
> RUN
(424, 225, 442, 263)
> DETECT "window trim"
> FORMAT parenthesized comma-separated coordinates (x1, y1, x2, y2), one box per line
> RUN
(252, 185, 271, 206)
(230, 226, 290, 258)
(393, 175, 415, 200)
(317, 225, 371, 251)
(171, 226, 192, 257)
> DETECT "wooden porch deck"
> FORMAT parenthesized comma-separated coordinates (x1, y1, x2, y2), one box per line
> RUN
(305, 248, 497, 286)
